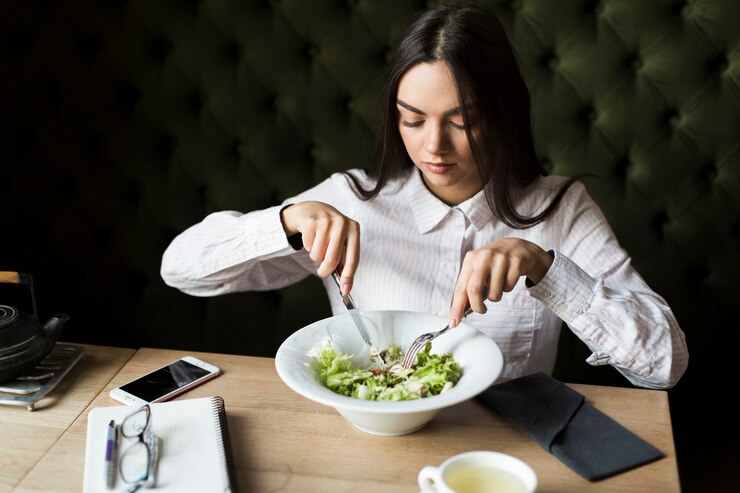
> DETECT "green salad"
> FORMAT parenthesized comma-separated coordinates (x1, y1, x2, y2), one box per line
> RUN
(313, 341, 462, 401)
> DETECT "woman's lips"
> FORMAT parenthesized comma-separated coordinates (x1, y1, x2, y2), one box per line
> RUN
(422, 161, 455, 174)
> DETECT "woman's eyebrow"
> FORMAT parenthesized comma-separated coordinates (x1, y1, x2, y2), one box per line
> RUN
(396, 99, 462, 117)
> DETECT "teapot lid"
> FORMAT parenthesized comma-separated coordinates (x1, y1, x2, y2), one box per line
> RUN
(0, 305, 20, 329)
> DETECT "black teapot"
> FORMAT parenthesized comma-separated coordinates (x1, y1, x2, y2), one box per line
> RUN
(0, 271, 70, 384)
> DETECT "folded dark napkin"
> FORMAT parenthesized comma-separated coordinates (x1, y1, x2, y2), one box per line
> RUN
(476, 372, 664, 481)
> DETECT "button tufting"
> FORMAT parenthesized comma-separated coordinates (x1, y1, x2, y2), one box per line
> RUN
(190, 89, 205, 111)
(382, 47, 394, 62)
(580, 106, 597, 123)
(116, 84, 141, 109)
(666, 110, 681, 127)
(307, 44, 319, 58)
(651, 212, 669, 233)
(685, 264, 711, 284)
(157, 135, 176, 158)
(699, 163, 717, 182)
(708, 55, 729, 73)
(510, 0, 522, 11)
(614, 158, 630, 178)
(230, 142, 241, 159)
(583, 0, 604, 16)
(150, 37, 173, 61)
(225, 42, 241, 61)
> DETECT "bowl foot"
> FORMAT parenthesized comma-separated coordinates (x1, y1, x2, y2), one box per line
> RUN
(350, 421, 427, 436)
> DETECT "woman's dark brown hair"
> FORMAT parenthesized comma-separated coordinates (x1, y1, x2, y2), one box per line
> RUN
(351, 4, 578, 228)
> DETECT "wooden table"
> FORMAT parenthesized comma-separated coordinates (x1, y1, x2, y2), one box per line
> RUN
(6, 347, 680, 492)
(0, 345, 135, 493)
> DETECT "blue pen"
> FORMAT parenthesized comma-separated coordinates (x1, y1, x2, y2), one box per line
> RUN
(105, 419, 118, 489)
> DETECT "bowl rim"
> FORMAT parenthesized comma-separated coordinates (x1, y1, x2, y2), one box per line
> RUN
(275, 309, 503, 414)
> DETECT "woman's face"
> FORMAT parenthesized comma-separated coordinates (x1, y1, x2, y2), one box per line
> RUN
(396, 61, 482, 205)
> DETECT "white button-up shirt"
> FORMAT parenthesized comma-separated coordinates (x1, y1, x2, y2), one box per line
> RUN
(161, 168, 688, 389)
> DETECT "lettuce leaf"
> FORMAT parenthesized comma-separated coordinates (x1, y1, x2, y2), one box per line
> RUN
(314, 341, 462, 401)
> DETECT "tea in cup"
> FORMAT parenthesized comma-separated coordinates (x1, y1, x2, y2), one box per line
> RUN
(418, 451, 537, 493)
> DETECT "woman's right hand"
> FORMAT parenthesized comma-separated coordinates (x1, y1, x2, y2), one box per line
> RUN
(280, 201, 360, 295)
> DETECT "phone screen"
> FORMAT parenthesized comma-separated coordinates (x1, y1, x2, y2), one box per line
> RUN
(118, 359, 211, 402)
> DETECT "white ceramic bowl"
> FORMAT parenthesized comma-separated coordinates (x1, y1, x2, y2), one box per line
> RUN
(275, 310, 503, 436)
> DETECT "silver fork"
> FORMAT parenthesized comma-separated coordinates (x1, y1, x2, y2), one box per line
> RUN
(401, 307, 474, 369)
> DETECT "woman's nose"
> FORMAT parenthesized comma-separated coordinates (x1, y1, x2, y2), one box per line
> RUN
(424, 124, 448, 154)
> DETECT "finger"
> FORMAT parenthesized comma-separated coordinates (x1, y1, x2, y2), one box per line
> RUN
(503, 256, 523, 292)
(300, 224, 317, 254)
(309, 226, 330, 267)
(338, 221, 360, 295)
(466, 265, 489, 313)
(449, 263, 473, 327)
(487, 254, 508, 301)
(317, 222, 348, 278)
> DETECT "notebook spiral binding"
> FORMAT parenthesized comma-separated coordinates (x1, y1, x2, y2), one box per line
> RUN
(212, 396, 238, 493)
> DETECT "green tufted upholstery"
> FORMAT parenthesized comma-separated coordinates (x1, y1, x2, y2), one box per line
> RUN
(1, 1, 738, 490)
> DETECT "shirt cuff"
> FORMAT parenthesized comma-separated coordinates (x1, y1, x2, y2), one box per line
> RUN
(528, 250, 597, 322)
(279, 204, 304, 251)
(239, 205, 294, 257)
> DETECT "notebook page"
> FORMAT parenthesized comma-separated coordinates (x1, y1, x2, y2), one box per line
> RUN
(83, 396, 230, 493)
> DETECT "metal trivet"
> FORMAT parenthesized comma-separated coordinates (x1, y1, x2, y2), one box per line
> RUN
(0, 343, 85, 411)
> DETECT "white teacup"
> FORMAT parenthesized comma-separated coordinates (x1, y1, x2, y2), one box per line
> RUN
(418, 451, 537, 493)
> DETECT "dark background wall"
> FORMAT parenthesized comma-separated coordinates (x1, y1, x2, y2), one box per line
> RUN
(1, 0, 738, 490)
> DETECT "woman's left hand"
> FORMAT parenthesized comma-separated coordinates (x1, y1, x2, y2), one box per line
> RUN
(448, 238, 553, 327)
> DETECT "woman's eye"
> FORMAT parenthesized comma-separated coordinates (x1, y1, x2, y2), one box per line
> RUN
(401, 120, 424, 128)
(449, 121, 466, 130)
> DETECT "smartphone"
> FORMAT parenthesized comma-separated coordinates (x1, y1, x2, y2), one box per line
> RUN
(109, 356, 221, 405)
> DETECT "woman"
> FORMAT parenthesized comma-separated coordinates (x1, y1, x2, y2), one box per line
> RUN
(161, 5, 688, 389)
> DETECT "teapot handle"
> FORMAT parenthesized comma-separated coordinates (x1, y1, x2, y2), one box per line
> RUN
(0, 271, 38, 319)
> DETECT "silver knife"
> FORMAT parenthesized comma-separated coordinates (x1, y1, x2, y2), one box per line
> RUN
(331, 272, 385, 370)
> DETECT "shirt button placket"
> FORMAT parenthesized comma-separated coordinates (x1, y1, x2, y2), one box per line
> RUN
(442, 207, 466, 310)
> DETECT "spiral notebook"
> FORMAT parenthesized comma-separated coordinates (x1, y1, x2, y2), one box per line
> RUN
(83, 396, 236, 493)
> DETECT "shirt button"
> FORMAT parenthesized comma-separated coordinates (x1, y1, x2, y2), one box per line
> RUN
(444, 262, 455, 273)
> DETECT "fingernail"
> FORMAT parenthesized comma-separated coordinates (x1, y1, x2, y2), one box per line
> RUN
(450, 318, 459, 328)
(341, 282, 350, 296)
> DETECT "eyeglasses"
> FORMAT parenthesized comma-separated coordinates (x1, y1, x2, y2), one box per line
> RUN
(119, 404, 159, 492)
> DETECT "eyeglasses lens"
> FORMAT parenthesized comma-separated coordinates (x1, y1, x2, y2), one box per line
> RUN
(120, 440, 150, 484)
(121, 407, 149, 438)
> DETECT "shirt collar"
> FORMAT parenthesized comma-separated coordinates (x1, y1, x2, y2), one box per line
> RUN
(405, 168, 492, 234)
